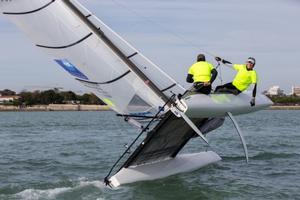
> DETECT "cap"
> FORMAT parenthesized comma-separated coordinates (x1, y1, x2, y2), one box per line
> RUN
(247, 57, 256, 65)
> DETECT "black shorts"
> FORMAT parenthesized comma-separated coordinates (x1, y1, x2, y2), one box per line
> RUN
(215, 82, 241, 95)
(193, 82, 212, 95)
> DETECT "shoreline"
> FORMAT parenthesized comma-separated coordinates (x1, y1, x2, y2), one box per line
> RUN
(1, 104, 300, 111)
(268, 105, 300, 110)
(0, 104, 111, 112)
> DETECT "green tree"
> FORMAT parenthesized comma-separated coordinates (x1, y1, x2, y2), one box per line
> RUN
(11, 90, 106, 106)
(39, 90, 63, 104)
(61, 91, 77, 102)
(78, 93, 105, 105)
(0, 89, 16, 96)
(78, 93, 90, 104)
(19, 91, 36, 106)
(88, 93, 104, 105)
(269, 95, 300, 105)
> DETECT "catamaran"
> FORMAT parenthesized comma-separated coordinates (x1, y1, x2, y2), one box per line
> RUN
(0, 0, 272, 187)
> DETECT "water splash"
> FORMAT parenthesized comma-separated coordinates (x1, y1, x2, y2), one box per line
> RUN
(16, 187, 72, 200)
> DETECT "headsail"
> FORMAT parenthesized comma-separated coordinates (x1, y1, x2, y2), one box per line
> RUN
(0, 0, 185, 115)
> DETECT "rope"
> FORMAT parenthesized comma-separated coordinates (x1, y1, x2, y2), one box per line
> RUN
(104, 94, 176, 186)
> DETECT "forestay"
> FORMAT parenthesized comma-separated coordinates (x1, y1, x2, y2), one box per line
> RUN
(0, 0, 185, 115)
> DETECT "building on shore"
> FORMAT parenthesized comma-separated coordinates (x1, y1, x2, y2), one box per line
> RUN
(266, 86, 284, 96)
(0, 95, 20, 104)
(292, 86, 300, 96)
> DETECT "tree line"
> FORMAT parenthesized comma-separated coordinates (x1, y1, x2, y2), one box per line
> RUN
(2, 89, 300, 106)
(0, 89, 105, 106)
(267, 95, 300, 105)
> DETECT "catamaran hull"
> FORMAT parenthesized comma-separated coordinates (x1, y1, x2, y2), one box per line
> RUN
(184, 93, 272, 118)
(109, 151, 221, 187)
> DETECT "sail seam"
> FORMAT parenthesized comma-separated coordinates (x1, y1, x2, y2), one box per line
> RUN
(36, 32, 93, 49)
(3, 0, 55, 15)
(161, 83, 176, 92)
(75, 70, 131, 85)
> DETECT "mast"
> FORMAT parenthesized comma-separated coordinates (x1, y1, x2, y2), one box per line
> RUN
(62, 0, 172, 105)
(62, 1, 208, 145)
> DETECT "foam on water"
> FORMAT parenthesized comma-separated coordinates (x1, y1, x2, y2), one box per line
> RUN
(77, 177, 106, 189)
(16, 187, 72, 200)
(14, 178, 107, 200)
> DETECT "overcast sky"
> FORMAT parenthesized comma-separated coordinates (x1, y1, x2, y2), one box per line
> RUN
(0, 0, 300, 93)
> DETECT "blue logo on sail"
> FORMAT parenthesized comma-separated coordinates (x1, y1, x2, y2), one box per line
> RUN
(55, 59, 88, 80)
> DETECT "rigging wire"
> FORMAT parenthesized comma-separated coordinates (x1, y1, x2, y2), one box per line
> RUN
(109, 0, 222, 146)
(101, 2, 228, 186)
(109, 0, 220, 59)
(110, 0, 227, 86)
(215, 62, 223, 85)
(103, 94, 176, 186)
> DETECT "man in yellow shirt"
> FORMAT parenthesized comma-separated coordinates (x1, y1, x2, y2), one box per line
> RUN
(186, 54, 218, 95)
(215, 57, 257, 106)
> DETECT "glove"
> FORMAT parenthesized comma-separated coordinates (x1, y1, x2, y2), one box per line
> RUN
(215, 57, 232, 64)
(250, 98, 255, 107)
(222, 59, 232, 64)
(215, 57, 222, 62)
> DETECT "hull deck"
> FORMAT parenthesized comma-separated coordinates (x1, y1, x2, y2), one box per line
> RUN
(109, 151, 221, 187)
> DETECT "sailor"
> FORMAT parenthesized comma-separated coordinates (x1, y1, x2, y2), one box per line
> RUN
(186, 54, 218, 95)
(214, 57, 257, 106)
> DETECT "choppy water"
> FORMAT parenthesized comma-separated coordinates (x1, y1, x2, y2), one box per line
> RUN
(0, 110, 299, 200)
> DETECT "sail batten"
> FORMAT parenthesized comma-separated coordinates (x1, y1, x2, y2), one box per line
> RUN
(36, 32, 93, 49)
(85, 14, 92, 18)
(161, 83, 177, 92)
(61, 0, 171, 105)
(3, 0, 55, 15)
(75, 70, 131, 85)
(127, 52, 138, 59)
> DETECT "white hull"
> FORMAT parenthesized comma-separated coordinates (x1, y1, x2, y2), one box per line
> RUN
(184, 92, 272, 118)
(109, 151, 221, 187)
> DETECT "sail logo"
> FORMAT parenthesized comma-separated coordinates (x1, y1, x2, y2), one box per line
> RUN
(55, 59, 89, 80)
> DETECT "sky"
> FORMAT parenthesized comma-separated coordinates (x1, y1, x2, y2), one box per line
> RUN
(0, 0, 300, 93)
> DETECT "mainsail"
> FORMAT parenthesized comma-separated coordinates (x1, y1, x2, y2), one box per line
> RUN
(1, 0, 229, 187)
(0, 0, 185, 115)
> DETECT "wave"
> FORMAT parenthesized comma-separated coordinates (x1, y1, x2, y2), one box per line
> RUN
(221, 155, 246, 162)
(16, 187, 72, 200)
(77, 177, 106, 189)
(251, 152, 299, 160)
(221, 152, 299, 162)
(14, 178, 106, 200)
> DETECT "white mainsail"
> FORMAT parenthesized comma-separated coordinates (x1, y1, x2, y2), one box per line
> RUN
(1, 1, 273, 187)
(0, 0, 185, 115)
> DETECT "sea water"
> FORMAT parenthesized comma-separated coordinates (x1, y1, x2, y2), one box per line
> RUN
(0, 110, 299, 200)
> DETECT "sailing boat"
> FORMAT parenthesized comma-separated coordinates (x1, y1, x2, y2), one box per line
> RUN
(0, 0, 272, 187)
